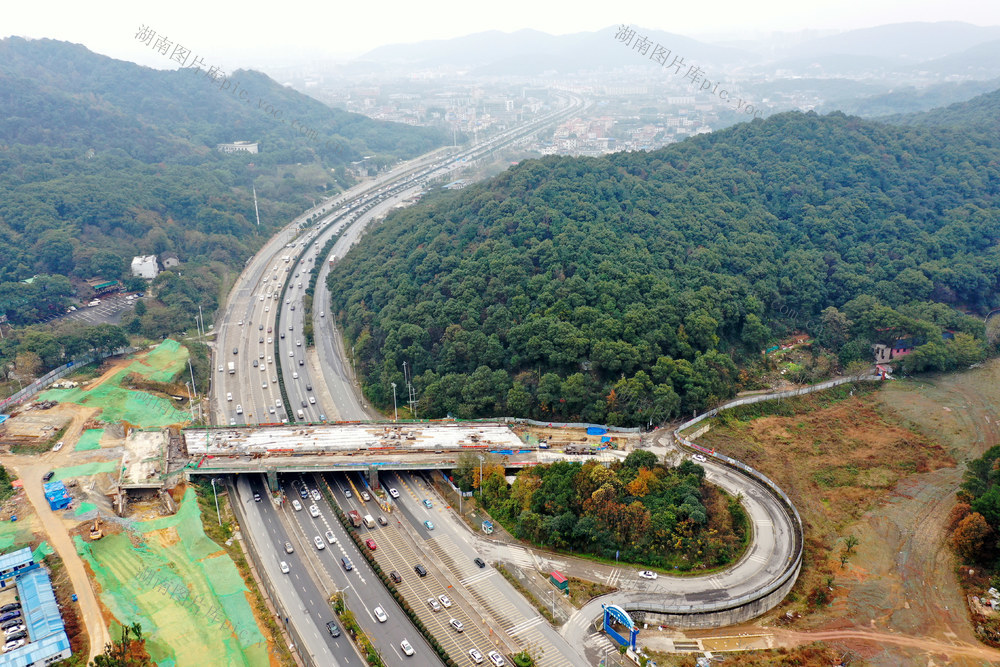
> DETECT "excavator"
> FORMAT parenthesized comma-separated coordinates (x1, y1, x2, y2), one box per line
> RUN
(89, 518, 103, 540)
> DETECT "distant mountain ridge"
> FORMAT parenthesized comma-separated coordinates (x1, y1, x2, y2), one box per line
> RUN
(355, 22, 1000, 79)
(0, 36, 446, 163)
(357, 26, 752, 73)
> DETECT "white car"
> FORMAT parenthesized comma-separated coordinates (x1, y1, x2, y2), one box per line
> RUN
(389, 487, 400, 499)
(312, 489, 321, 501)
(427, 597, 442, 612)
(292, 372, 299, 379)
(487, 651, 506, 666)
(469, 649, 485, 664)
(235, 404, 243, 414)
(309, 396, 316, 404)
(438, 594, 452, 608)
(227, 392, 233, 401)
(292, 499, 302, 511)
(53, 440, 63, 452)
(361, 491, 371, 502)
(400, 639, 414, 656)
(638, 570, 658, 580)
(373, 606, 387, 623)
(309, 504, 320, 517)
(314, 535, 326, 550)
(324, 530, 337, 544)
(296, 340, 301, 346)
(279, 561, 290, 574)
(449, 618, 464, 632)
(320, 312, 325, 317)
(692, 454, 707, 463)
(218, 365, 224, 372)
(3, 638, 25, 653)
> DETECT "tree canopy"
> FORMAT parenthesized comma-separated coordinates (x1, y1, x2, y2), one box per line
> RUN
(330, 109, 998, 425)
(470, 454, 747, 569)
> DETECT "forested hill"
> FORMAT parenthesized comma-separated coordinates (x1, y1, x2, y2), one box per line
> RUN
(330, 109, 999, 426)
(884, 86, 1000, 134)
(0, 37, 446, 335)
(0, 37, 446, 163)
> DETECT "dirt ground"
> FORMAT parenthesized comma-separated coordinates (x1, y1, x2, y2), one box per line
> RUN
(693, 360, 1000, 666)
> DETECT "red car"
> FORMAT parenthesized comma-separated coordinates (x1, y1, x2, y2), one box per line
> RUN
(365, 538, 377, 551)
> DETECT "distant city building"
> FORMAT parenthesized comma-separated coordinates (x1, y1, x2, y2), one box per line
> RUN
(216, 141, 259, 154)
(130, 255, 159, 280)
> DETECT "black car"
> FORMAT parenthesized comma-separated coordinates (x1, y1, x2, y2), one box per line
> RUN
(305, 383, 312, 391)
(474, 557, 486, 568)
(301, 400, 307, 408)
(42, 471, 55, 482)
(0, 619, 21, 630)
(389, 570, 402, 583)
(5, 630, 25, 642)
(326, 621, 341, 638)
(233, 347, 238, 354)
(0, 604, 19, 614)
(341, 557, 353, 571)
(414, 564, 427, 577)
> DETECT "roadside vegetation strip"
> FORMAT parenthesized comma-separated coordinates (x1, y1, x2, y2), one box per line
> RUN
(319, 477, 459, 666)
(303, 232, 339, 346)
(495, 563, 557, 626)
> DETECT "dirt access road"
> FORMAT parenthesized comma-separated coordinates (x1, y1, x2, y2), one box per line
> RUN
(786, 363, 1000, 665)
(7, 409, 112, 662)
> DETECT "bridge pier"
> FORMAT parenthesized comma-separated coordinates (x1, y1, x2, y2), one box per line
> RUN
(266, 469, 278, 493)
(367, 465, 379, 490)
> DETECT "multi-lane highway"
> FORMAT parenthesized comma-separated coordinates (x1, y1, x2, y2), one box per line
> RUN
(215, 91, 584, 427)
(211, 92, 588, 666)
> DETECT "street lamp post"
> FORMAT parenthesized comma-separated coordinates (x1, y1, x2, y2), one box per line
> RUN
(391, 382, 397, 422)
(478, 455, 485, 500)
(210, 478, 222, 526)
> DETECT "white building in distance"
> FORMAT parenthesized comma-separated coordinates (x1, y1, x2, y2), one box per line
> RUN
(131, 255, 159, 280)
(216, 141, 259, 154)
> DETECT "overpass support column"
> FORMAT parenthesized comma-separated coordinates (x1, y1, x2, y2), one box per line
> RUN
(367, 466, 379, 491)
(266, 469, 278, 493)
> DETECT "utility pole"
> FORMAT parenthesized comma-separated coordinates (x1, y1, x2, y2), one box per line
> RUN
(391, 382, 397, 422)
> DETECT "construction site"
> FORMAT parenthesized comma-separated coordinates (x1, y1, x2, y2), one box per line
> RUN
(0, 339, 278, 666)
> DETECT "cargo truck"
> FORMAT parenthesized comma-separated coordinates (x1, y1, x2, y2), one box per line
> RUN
(227, 362, 235, 374)
(347, 510, 362, 528)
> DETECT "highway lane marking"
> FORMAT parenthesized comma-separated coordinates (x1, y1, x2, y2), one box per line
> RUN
(507, 617, 543, 636)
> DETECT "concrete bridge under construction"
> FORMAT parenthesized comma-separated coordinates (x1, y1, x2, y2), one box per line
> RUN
(176, 421, 616, 490)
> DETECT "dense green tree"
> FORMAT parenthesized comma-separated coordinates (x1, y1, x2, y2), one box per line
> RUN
(329, 109, 998, 425)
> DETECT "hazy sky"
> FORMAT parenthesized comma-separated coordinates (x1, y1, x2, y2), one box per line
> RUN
(4, 0, 998, 70)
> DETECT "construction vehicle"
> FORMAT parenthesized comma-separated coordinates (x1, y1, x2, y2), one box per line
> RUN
(89, 519, 103, 540)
